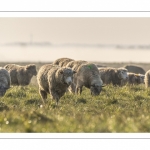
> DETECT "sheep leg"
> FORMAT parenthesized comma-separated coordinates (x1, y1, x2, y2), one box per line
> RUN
(75, 86, 82, 95)
(78, 87, 83, 95)
(68, 83, 76, 94)
(75, 86, 79, 94)
(39, 89, 47, 105)
(49, 89, 60, 105)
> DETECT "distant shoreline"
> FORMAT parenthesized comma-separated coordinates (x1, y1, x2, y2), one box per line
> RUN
(1, 42, 150, 50)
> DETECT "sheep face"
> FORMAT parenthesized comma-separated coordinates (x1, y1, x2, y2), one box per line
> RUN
(26, 65, 37, 76)
(60, 69, 76, 86)
(137, 74, 145, 84)
(90, 83, 102, 96)
(90, 79, 103, 96)
(118, 69, 128, 80)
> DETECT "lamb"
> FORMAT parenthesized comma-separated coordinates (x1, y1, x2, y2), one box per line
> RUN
(144, 70, 150, 88)
(53, 58, 74, 66)
(4, 64, 37, 86)
(0, 67, 11, 96)
(72, 63, 104, 95)
(124, 65, 145, 74)
(99, 67, 128, 86)
(123, 72, 145, 85)
(37, 64, 76, 105)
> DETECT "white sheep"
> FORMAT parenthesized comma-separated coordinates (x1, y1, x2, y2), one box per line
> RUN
(37, 64, 76, 105)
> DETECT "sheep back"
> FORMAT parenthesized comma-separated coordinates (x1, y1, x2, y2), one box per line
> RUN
(124, 65, 145, 74)
(59, 58, 74, 67)
(53, 58, 73, 66)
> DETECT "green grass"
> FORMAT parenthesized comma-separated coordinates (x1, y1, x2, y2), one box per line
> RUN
(0, 84, 150, 132)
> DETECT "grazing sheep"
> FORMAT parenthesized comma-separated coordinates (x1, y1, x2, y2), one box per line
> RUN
(72, 63, 104, 95)
(66, 60, 88, 93)
(122, 72, 144, 85)
(0, 67, 11, 96)
(37, 64, 76, 105)
(53, 58, 74, 66)
(144, 70, 150, 88)
(124, 65, 145, 74)
(137, 74, 145, 84)
(4, 64, 37, 86)
(99, 67, 128, 86)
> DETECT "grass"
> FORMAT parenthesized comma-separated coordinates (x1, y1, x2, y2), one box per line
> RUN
(0, 83, 150, 132)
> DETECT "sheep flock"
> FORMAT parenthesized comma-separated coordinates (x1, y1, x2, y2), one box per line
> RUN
(0, 57, 150, 105)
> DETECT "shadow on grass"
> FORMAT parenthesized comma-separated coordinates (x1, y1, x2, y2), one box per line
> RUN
(25, 99, 40, 105)
(76, 98, 87, 104)
(0, 101, 9, 111)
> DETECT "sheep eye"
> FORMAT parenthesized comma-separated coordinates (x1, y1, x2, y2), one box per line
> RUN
(91, 85, 95, 87)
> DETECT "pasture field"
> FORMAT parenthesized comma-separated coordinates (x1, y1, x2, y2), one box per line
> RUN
(1, 84, 150, 132)
(0, 62, 150, 132)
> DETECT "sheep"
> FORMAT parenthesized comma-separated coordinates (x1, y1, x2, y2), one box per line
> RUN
(53, 58, 74, 66)
(0, 67, 11, 96)
(72, 63, 104, 95)
(99, 67, 128, 86)
(37, 64, 76, 105)
(144, 70, 150, 88)
(4, 64, 37, 86)
(122, 72, 144, 85)
(124, 65, 145, 74)
(66, 60, 87, 69)
(66, 60, 88, 93)
(59, 58, 75, 67)
(136, 74, 145, 84)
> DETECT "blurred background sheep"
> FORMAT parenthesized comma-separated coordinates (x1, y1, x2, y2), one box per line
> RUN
(99, 67, 128, 86)
(122, 72, 145, 85)
(124, 65, 145, 74)
(4, 64, 37, 86)
(0, 67, 11, 96)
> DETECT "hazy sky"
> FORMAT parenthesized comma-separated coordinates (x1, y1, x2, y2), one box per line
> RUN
(1, 17, 150, 45)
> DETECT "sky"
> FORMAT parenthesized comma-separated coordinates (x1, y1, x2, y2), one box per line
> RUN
(0, 17, 150, 45)
(1, 17, 150, 62)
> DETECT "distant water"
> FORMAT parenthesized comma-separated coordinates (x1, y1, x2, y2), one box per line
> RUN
(0, 46, 150, 62)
